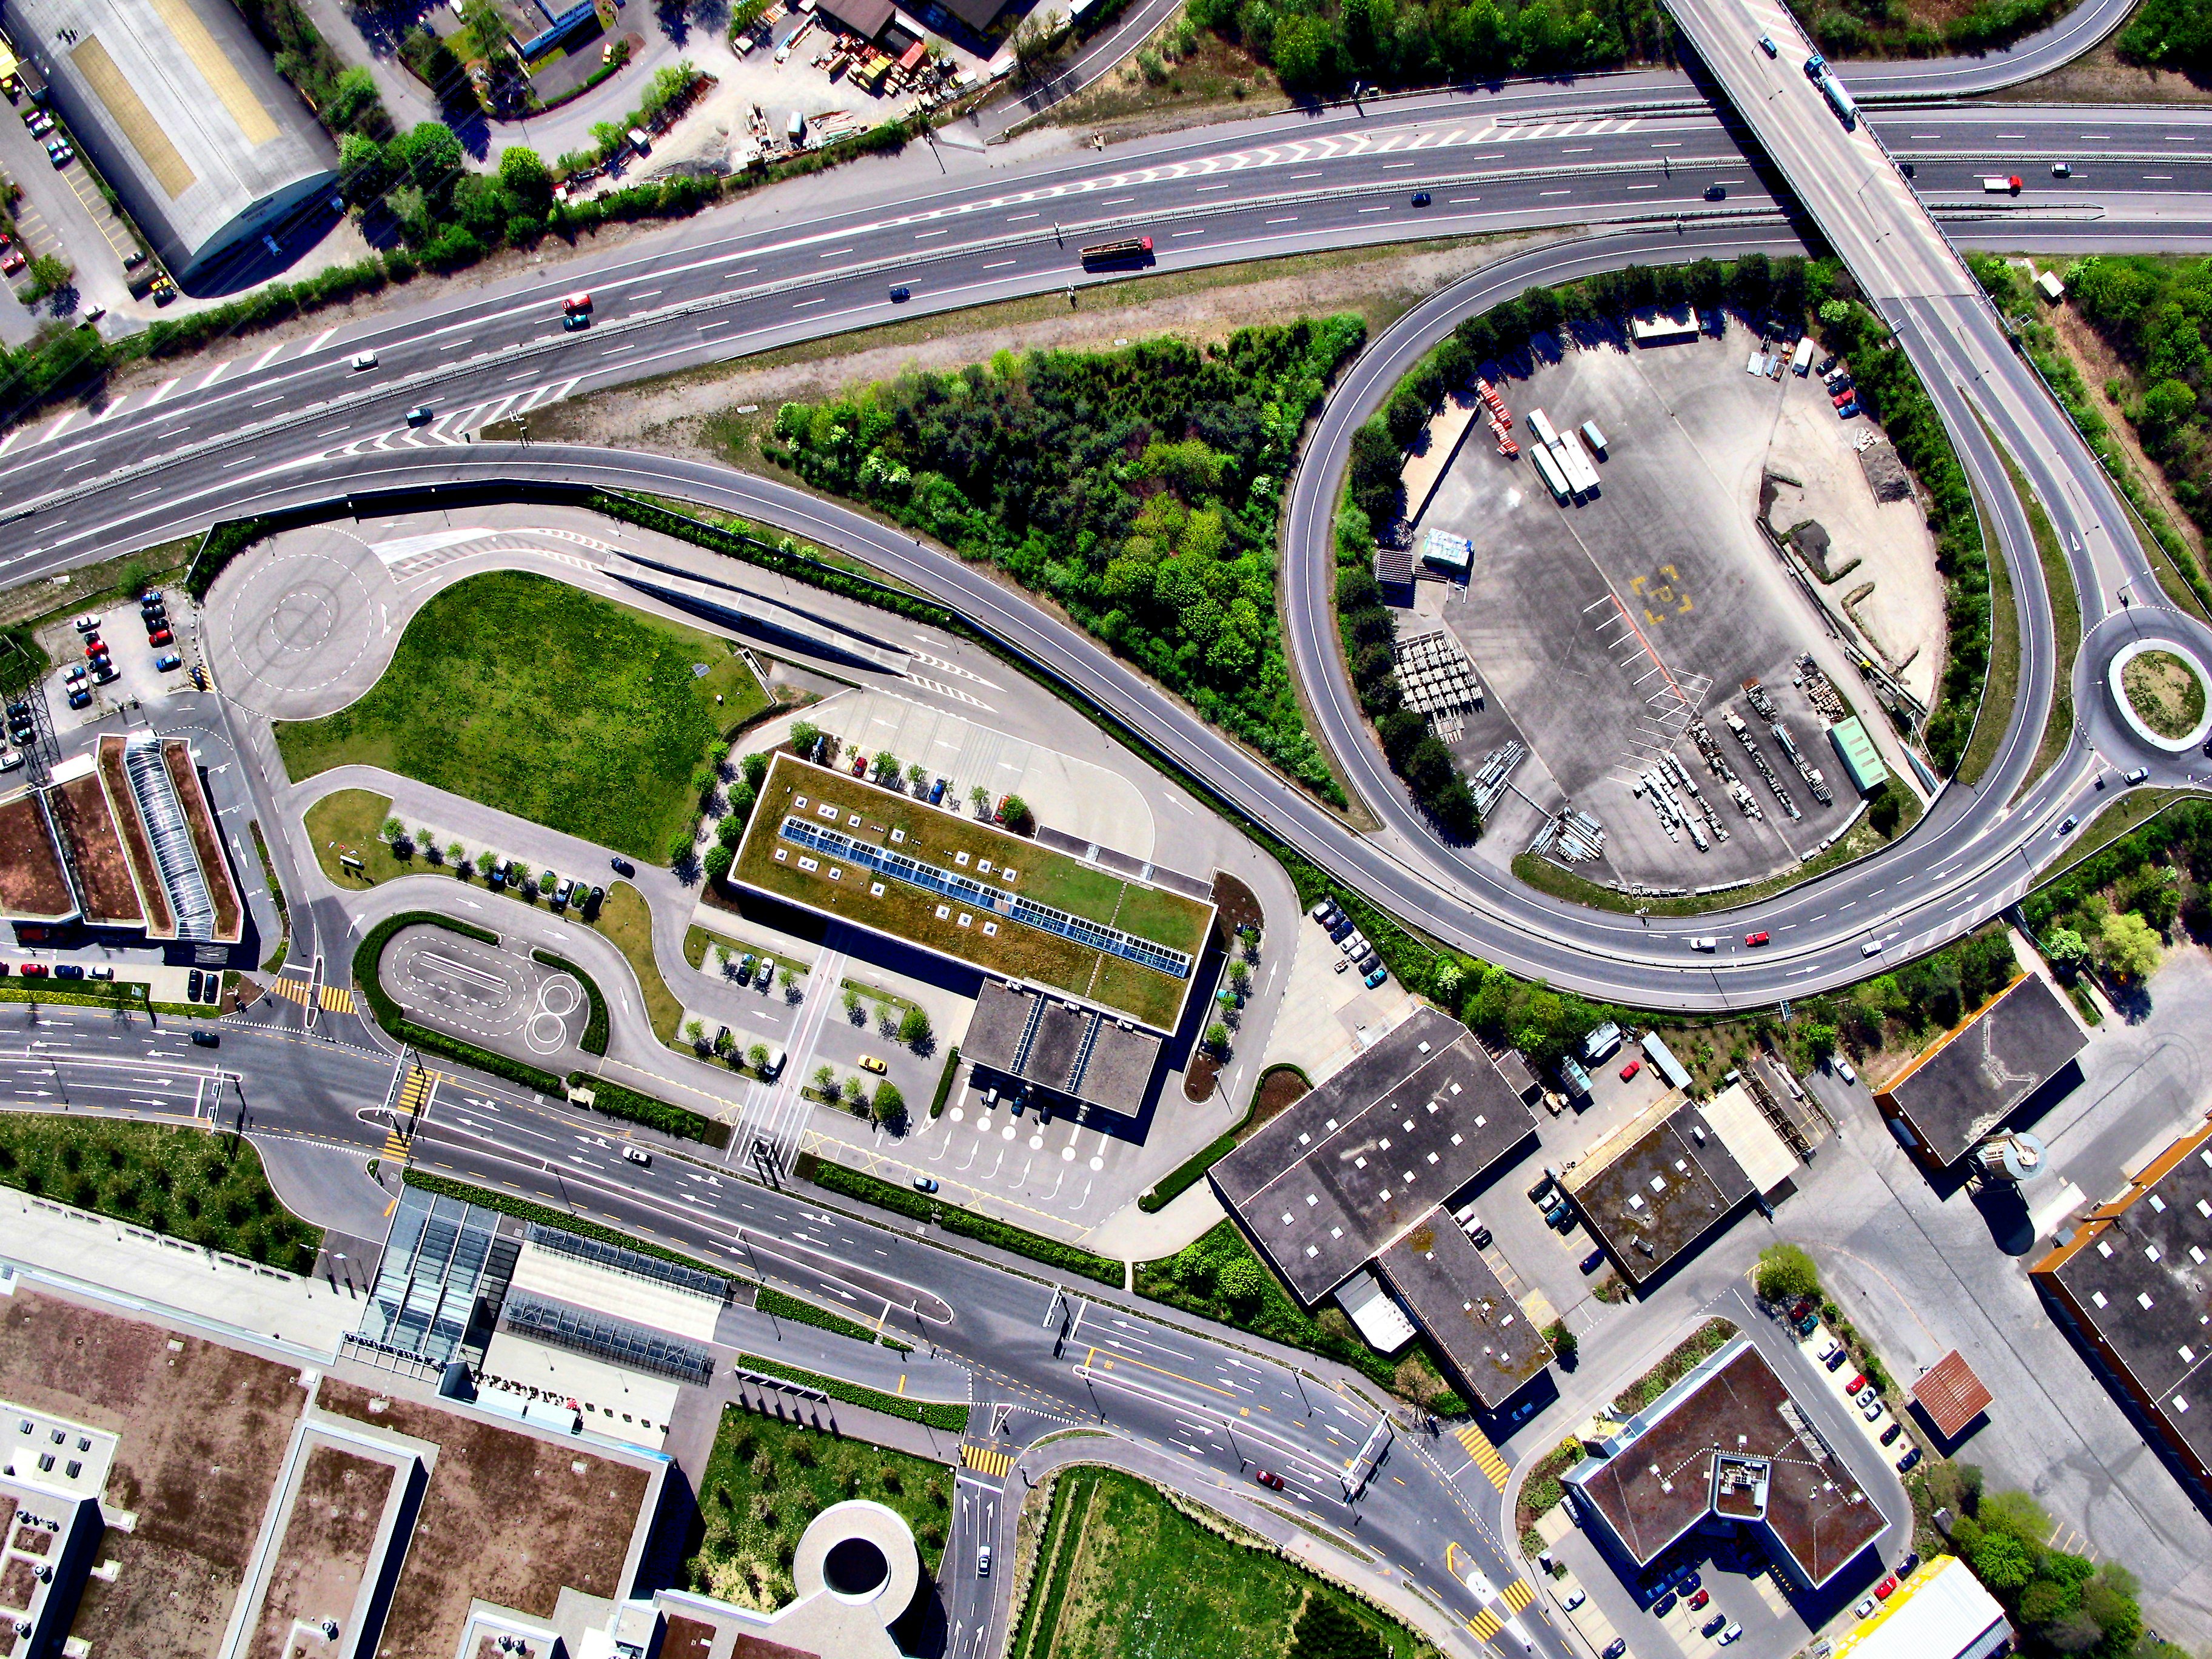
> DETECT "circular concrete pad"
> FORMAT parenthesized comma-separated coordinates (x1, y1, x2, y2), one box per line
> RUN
(203, 530, 403, 720)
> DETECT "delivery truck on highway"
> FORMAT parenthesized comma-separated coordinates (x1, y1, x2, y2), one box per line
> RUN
(1820, 72, 1858, 129)
(1080, 236, 1154, 269)
(1982, 175, 2023, 194)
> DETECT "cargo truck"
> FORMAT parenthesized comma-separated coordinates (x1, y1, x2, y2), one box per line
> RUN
(1982, 175, 2023, 194)
(1080, 236, 1153, 269)
(1580, 419, 1607, 455)
(1526, 407, 1560, 448)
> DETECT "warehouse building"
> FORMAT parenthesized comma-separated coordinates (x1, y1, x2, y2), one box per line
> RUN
(2032, 1114, 2212, 1499)
(1562, 1093, 1770, 1289)
(1210, 1007, 1537, 1306)
(6, 0, 337, 283)
(1563, 1335, 1886, 1592)
(1376, 1216, 1552, 1410)
(1831, 1556, 2011, 1659)
(1826, 716, 1890, 795)
(1875, 973, 2085, 1171)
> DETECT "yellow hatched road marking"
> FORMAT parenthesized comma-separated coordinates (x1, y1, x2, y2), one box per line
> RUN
(1455, 1424, 1509, 1487)
(1466, 1609, 1501, 1640)
(960, 1443, 1012, 1478)
(318, 985, 355, 1013)
(265, 978, 313, 1006)
(1502, 1579, 1534, 1612)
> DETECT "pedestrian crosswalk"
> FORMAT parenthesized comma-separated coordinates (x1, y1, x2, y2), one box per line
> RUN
(318, 984, 355, 1013)
(265, 976, 314, 1007)
(397, 1068, 434, 1119)
(1467, 1608, 1503, 1641)
(1501, 1579, 1534, 1613)
(379, 1128, 410, 1163)
(960, 1443, 1011, 1478)
(1455, 1424, 1510, 1489)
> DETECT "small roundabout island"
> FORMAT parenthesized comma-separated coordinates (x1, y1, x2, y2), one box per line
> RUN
(2112, 640, 2212, 754)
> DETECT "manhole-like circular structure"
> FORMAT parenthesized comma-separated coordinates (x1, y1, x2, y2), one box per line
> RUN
(823, 1537, 890, 1599)
(2110, 639, 2212, 754)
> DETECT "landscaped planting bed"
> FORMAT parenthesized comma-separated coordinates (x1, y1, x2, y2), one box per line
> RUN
(275, 571, 769, 860)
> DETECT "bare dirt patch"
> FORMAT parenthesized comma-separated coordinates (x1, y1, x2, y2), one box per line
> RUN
(1029, 19, 1290, 145)
(244, 1447, 395, 1659)
(1993, 38, 2212, 104)
(315, 1378, 650, 1659)
(0, 794, 73, 920)
(0, 1291, 306, 1658)
(1249, 1063, 1310, 1131)
(521, 234, 1560, 461)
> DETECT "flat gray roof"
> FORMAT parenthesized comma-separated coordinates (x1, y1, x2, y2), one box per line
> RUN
(1875, 974, 2085, 1167)
(1565, 1096, 1755, 1286)
(1211, 1008, 1537, 1305)
(13, 0, 337, 279)
(1378, 1212, 1552, 1409)
(960, 979, 1160, 1120)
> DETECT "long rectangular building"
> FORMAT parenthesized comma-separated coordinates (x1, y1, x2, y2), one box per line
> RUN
(1876, 973, 2084, 1170)
(1210, 1008, 1536, 1305)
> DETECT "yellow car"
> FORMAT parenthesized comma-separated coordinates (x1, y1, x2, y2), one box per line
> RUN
(859, 1054, 888, 1074)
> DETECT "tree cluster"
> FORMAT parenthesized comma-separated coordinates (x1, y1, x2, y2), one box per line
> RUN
(2118, 0, 2212, 75)
(1182, 0, 1671, 95)
(765, 321, 1369, 800)
(233, 0, 394, 141)
(1829, 923, 2020, 1054)
(1937, 1480, 2176, 1659)
(1786, 0, 2071, 59)
(2063, 256, 2212, 552)
(1336, 563, 1478, 838)
(2025, 800, 2212, 981)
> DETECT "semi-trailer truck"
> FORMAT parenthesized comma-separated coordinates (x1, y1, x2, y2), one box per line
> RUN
(1820, 73, 1857, 129)
(1526, 407, 1560, 447)
(1530, 443, 1572, 503)
(1080, 236, 1153, 269)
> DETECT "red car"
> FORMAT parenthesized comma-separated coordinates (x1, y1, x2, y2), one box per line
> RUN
(1620, 1057, 1642, 1082)
(1846, 1373, 1868, 1394)
(83, 635, 103, 655)
(147, 628, 172, 646)
(1687, 1589, 1710, 1610)
(1255, 1469, 1284, 1490)
(18, 963, 45, 977)
(851, 753, 868, 776)
(1875, 1575, 1899, 1600)
(1834, 390, 1855, 407)
(1745, 931, 1771, 946)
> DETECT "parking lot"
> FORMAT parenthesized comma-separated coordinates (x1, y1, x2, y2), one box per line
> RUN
(1412, 315, 1934, 893)
(38, 586, 193, 732)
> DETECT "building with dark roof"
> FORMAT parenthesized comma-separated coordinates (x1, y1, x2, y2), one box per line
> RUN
(1210, 1007, 1537, 1305)
(2031, 1114, 2212, 1496)
(1377, 1215, 1551, 1409)
(1875, 973, 2084, 1170)
(959, 979, 1161, 1122)
(8, 0, 337, 283)
(816, 0, 895, 38)
(1563, 1335, 1886, 1592)
(1909, 1350, 1992, 1443)
(1562, 1094, 1757, 1288)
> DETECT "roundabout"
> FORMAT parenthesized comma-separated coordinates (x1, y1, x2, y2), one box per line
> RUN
(2111, 639, 2212, 756)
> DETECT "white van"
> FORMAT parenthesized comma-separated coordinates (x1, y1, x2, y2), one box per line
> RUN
(763, 1047, 787, 1079)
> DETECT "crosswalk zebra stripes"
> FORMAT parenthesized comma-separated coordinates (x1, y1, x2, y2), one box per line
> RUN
(960, 1443, 1012, 1478)
(1455, 1423, 1510, 1489)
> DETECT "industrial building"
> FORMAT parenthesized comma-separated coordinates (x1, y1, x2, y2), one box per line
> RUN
(1830, 1556, 2012, 1659)
(1210, 1008, 1537, 1305)
(959, 978, 1162, 1123)
(1561, 1092, 1772, 1289)
(5, 0, 337, 283)
(1875, 973, 2085, 1171)
(1563, 1335, 1886, 1592)
(1376, 1216, 1553, 1410)
(2032, 1114, 2212, 1499)
(1909, 1350, 1993, 1445)
(0, 735, 243, 945)
(1826, 716, 1890, 795)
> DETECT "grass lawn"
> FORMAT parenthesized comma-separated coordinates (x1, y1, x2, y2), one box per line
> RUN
(275, 572, 769, 860)
(1957, 435, 2019, 791)
(0, 1117, 320, 1273)
(596, 882, 682, 1043)
(686, 1407, 951, 1612)
(736, 755, 1209, 1030)
(1010, 1466, 1426, 1659)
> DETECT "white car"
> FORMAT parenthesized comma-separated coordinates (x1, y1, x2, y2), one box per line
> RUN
(1718, 1626, 1743, 1646)
(1691, 936, 1717, 952)
(1561, 1589, 1586, 1611)
(976, 1544, 991, 1577)
(1835, 1057, 1857, 1086)
(87, 965, 113, 980)
(1861, 939, 1882, 957)
(73, 614, 100, 632)
(351, 350, 378, 370)
(621, 1145, 650, 1166)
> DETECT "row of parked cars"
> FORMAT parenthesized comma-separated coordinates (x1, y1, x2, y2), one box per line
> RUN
(1307, 896, 1389, 989)
(3, 961, 112, 980)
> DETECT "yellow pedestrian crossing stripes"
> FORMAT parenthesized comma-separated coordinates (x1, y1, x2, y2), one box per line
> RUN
(1501, 1579, 1534, 1613)
(318, 985, 354, 1013)
(380, 1131, 410, 1162)
(1455, 1424, 1510, 1489)
(1466, 1609, 1502, 1641)
(397, 1068, 432, 1117)
(265, 977, 314, 1007)
(960, 1443, 1012, 1478)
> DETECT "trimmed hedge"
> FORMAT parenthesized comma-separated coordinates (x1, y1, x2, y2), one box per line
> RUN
(403, 1168, 732, 1281)
(929, 1045, 961, 1119)
(755, 1284, 911, 1354)
(564, 1073, 731, 1148)
(1138, 1125, 1243, 1215)
(354, 911, 565, 1096)
(733, 1351, 969, 1432)
(805, 1159, 1122, 1287)
(533, 948, 609, 1054)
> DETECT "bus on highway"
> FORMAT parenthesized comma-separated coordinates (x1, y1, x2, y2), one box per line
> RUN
(1079, 236, 1153, 270)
